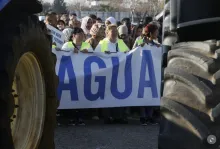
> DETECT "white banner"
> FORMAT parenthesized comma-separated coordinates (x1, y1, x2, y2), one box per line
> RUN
(52, 45, 162, 109)
(47, 24, 65, 48)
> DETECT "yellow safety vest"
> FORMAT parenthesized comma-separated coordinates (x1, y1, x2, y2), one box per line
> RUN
(80, 42, 91, 51)
(99, 39, 129, 52)
(137, 38, 144, 46)
(52, 44, 56, 49)
(66, 41, 91, 51)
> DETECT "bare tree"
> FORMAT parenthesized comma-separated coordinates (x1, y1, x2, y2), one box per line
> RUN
(121, 0, 164, 23)
(39, 0, 52, 14)
(67, 0, 81, 11)
(42, 2, 52, 13)
(52, 0, 67, 14)
(108, 0, 125, 11)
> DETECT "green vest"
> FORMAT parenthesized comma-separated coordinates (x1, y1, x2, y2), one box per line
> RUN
(137, 38, 144, 46)
(100, 39, 129, 52)
(52, 45, 56, 49)
(66, 41, 91, 51)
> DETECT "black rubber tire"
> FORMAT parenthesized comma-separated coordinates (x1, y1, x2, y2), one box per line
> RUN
(159, 40, 220, 149)
(0, 15, 57, 149)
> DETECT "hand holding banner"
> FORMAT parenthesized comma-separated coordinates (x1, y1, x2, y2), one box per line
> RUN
(52, 45, 162, 109)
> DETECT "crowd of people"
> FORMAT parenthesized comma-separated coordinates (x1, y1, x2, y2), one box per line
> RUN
(41, 11, 162, 126)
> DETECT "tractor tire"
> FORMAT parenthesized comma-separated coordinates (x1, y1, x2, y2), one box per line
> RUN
(159, 40, 220, 149)
(0, 15, 57, 149)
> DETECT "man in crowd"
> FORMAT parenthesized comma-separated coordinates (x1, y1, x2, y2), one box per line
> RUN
(95, 25, 129, 124)
(45, 11, 58, 28)
(60, 13, 69, 25)
(69, 12, 77, 21)
(89, 14, 97, 24)
(121, 18, 132, 35)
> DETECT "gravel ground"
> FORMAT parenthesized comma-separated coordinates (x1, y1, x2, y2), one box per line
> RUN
(55, 120, 159, 149)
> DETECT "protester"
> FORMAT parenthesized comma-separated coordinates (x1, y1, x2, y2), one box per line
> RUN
(85, 19, 104, 118)
(57, 20, 65, 31)
(69, 12, 77, 20)
(121, 18, 132, 35)
(132, 25, 143, 41)
(89, 14, 97, 24)
(95, 24, 129, 124)
(149, 21, 162, 44)
(60, 13, 69, 25)
(95, 24, 129, 53)
(81, 16, 93, 39)
(45, 11, 161, 126)
(96, 18, 102, 23)
(86, 23, 105, 49)
(62, 27, 93, 53)
(139, 23, 160, 126)
(62, 28, 73, 42)
(105, 17, 117, 26)
(132, 25, 149, 49)
(117, 25, 133, 49)
(69, 19, 81, 28)
(144, 23, 160, 46)
(45, 11, 58, 28)
(56, 14, 62, 21)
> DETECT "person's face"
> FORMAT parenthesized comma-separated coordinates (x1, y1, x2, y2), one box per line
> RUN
(151, 29, 159, 40)
(107, 27, 118, 41)
(56, 14, 61, 21)
(61, 14, 69, 24)
(92, 19, 96, 24)
(97, 27, 105, 39)
(45, 15, 57, 27)
(142, 28, 148, 36)
(105, 20, 111, 27)
(125, 22, 131, 34)
(77, 21, 81, 28)
(73, 32, 84, 43)
(69, 15, 76, 20)
(86, 19, 93, 30)
(57, 22, 65, 30)
(136, 28, 142, 37)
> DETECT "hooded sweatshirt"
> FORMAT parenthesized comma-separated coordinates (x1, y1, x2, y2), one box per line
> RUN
(81, 16, 92, 39)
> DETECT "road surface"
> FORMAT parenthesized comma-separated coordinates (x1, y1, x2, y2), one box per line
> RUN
(55, 120, 159, 149)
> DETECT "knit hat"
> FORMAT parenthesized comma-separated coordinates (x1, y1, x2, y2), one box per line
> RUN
(62, 28, 73, 42)
(117, 25, 128, 36)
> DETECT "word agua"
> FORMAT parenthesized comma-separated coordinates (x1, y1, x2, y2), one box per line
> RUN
(57, 50, 158, 101)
